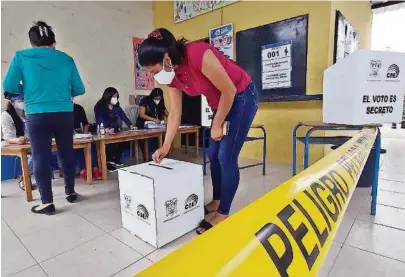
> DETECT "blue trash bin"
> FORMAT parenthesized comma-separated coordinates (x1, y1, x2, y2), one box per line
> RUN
(1, 156, 22, 181)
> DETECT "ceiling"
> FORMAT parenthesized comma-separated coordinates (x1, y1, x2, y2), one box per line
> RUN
(371, 1, 405, 9)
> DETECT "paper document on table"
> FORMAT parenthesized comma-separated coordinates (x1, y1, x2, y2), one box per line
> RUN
(74, 133, 92, 140)
(144, 121, 166, 129)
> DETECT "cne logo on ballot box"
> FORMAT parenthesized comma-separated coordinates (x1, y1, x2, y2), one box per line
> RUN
(118, 159, 204, 248)
(184, 194, 199, 213)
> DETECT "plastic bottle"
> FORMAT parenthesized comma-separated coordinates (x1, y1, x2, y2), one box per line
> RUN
(100, 123, 105, 137)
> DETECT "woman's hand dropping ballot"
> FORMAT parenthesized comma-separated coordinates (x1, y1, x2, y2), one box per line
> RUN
(152, 144, 170, 163)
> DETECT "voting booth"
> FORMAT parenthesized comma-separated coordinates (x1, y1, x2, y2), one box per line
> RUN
(118, 159, 204, 248)
(201, 95, 213, 127)
(323, 50, 405, 125)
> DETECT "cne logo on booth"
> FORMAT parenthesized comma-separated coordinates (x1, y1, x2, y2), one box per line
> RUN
(184, 194, 199, 213)
(136, 204, 149, 223)
(387, 64, 400, 79)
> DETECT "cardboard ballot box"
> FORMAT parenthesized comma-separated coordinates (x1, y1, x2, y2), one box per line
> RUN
(118, 159, 203, 248)
(323, 50, 405, 125)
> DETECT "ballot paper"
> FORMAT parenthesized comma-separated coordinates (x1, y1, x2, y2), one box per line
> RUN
(144, 121, 166, 129)
(74, 133, 92, 140)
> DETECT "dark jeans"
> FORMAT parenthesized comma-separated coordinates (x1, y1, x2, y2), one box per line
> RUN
(106, 142, 130, 163)
(208, 82, 259, 215)
(26, 112, 76, 204)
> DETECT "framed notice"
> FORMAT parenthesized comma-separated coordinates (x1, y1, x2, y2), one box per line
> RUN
(261, 41, 292, 90)
(132, 37, 155, 90)
(174, 0, 238, 23)
(333, 10, 359, 63)
(209, 23, 234, 60)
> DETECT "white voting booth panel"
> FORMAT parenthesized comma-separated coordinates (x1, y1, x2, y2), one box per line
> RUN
(323, 50, 405, 125)
(118, 159, 203, 248)
(201, 95, 213, 127)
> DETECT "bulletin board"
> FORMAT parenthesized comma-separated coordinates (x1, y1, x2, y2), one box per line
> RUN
(236, 14, 319, 102)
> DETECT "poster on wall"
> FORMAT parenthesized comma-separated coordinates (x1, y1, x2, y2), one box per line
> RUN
(132, 37, 155, 90)
(174, 0, 238, 23)
(334, 10, 360, 63)
(201, 23, 234, 127)
(209, 23, 234, 59)
(261, 41, 292, 90)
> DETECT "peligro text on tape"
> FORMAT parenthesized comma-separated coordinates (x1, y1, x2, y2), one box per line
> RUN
(136, 128, 377, 277)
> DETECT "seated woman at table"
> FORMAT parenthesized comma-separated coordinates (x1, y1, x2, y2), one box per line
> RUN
(136, 88, 169, 160)
(94, 87, 136, 171)
(1, 92, 35, 191)
(136, 88, 169, 128)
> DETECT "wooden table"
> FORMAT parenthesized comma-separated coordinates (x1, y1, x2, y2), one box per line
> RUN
(93, 130, 164, 181)
(177, 126, 200, 158)
(1, 139, 94, 202)
(94, 126, 201, 181)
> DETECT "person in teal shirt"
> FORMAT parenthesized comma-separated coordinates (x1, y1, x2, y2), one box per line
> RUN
(3, 21, 85, 215)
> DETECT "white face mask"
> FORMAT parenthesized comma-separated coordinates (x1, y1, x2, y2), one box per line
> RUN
(153, 99, 161, 105)
(110, 97, 118, 105)
(154, 58, 175, 85)
(15, 102, 25, 110)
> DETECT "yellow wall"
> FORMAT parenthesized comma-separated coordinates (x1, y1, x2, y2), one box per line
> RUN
(153, 1, 371, 165)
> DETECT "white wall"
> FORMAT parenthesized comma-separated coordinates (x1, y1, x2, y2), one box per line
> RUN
(1, 1, 153, 121)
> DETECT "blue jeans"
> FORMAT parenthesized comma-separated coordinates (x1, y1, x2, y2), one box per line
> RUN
(208, 82, 259, 215)
(26, 112, 76, 204)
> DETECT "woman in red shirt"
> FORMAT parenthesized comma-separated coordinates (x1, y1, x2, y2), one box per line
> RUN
(139, 28, 258, 234)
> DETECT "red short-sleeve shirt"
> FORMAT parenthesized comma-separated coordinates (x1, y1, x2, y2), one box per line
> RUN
(168, 42, 251, 110)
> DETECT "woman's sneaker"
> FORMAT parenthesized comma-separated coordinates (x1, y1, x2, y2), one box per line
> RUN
(107, 162, 117, 172)
(114, 160, 124, 167)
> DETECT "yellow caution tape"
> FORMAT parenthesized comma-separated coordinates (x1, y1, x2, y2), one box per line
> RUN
(137, 128, 377, 277)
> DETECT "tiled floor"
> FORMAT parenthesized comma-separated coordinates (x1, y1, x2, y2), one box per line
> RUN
(2, 125, 405, 276)
(319, 125, 405, 277)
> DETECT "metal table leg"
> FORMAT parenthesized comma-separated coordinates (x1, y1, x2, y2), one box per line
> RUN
(371, 129, 381, 216)
(259, 126, 267, 176)
(202, 127, 207, 176)
(292, 123, 302, 175)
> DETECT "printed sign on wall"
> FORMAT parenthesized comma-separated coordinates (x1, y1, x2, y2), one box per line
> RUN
(132, 37, 155, 90)
(261, 41, 292, 90)
(201, 23, 234, 127)
(209, 23, 234, 60)
(174, 0, 238, 23)
(334, 10, 360, 63)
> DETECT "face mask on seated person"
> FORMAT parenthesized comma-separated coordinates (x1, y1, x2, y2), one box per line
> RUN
(153, 99, 161, 105)
(110, 97, 118, 105)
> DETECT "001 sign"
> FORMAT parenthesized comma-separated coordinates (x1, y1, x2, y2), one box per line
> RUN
(267, 50, 279, 59)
